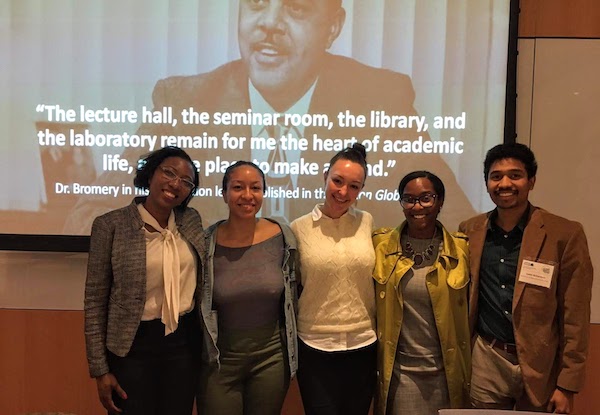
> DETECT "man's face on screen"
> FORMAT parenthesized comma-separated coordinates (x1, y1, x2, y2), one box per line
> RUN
(238, 0, 344, 111)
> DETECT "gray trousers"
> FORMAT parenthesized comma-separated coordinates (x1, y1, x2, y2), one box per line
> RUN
(197, 322, 289, 415)
(470, 335, 546, 411)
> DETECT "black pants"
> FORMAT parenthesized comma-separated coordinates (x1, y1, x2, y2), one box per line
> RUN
(297, 339, 376, 415)
(108, 312, 202, 415)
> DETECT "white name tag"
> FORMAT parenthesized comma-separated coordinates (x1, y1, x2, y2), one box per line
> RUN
(518, 259, 555, 288)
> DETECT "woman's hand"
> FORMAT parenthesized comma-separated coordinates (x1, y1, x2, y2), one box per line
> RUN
(95, 372, 127, 414)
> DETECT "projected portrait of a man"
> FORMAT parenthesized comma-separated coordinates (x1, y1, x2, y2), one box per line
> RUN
(64, 0, 479, 233)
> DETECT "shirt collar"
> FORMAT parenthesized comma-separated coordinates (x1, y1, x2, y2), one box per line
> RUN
(137, 203, 176, 233)
(310, 203, 357, 222)
(249, 78, 317, 118)
(488, 203, 530, 233)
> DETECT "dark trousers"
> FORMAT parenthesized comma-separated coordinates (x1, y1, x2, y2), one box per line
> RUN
(108, 312, 202, 415)
(297, 339, 377, 415)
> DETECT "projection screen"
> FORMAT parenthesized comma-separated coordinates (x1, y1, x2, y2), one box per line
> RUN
(0, 0, 517, 250)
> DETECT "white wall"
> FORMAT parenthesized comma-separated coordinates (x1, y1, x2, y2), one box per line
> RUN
(0, 251, 86, 310)
(516, 38, 600, 322)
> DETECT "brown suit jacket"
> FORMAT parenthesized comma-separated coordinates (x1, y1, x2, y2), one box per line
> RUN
(459, 205, 593, 406)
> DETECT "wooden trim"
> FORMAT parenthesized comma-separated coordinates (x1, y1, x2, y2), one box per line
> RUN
(520, 0, 600, 38)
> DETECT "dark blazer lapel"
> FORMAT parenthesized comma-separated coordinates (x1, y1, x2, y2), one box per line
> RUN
(210, 60, 253, 160)
(302, 56, 336, 170)
(216, 61, 251, 115)
(513, 207, 546, 309)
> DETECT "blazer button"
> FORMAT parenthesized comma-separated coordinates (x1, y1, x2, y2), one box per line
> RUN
(379, 291, 386, 299)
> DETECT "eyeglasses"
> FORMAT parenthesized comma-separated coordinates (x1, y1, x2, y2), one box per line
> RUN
(400, 193, 438, 209)
(159, 166, 195, 190)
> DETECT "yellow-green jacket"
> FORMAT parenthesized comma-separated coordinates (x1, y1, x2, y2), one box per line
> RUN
(372, 222, 471, 415)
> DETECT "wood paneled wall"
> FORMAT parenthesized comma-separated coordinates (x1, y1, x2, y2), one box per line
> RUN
(520, 0, 600, 38)
(0, 309, 305, 415)
(1, 310, 598, 415)
(0, 310, 99, 415)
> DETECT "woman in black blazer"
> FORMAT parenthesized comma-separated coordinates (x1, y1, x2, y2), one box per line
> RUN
(85, 146, 205, 415)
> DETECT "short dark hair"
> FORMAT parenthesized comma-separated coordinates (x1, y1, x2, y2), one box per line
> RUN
(398, 170, 445, 202)
(222, 160, 266, 192)
(134, 146, 198, 208)
(483, 143, 538, 182)
(326, 143, 368, 182)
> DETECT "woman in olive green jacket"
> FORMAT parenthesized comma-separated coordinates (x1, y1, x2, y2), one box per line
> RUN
(372, 171, 471, 415)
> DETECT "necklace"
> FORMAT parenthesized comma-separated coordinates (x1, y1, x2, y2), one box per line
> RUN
(404, 229, 436, 266)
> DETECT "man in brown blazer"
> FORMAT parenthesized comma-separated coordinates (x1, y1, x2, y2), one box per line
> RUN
(459, 143, 593, 413)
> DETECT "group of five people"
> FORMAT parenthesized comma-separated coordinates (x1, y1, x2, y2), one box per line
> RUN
(85, 142, 592, 415)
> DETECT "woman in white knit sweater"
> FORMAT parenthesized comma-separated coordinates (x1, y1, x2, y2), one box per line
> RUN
(290, 143, 376, 415)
